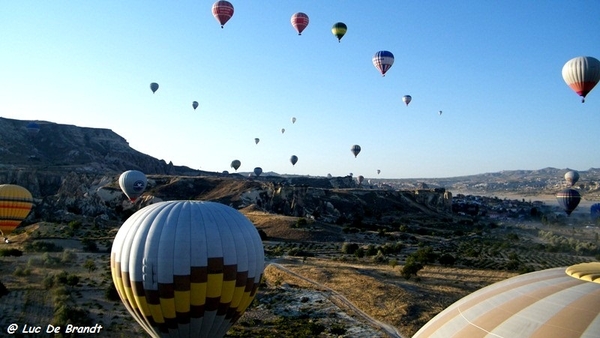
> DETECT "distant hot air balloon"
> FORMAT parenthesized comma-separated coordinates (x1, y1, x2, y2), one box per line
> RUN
(212, 1, 234, 28)
(231, 159, 241, 171)
(351, 144, 361, 158)
(290, 155, 298, 166)
(281, 128, 285, 134)
(357, 175, 364, 185)
(254, 138, 260, 145)
(111, 200, 264, 338)
(377, 169, 381, 175)
(439, 110, 443, 115)
(556, 188, 581, 216)
(0, 184, 33, 241)
(150, 82, 159, 94)
(402, 95, 412, 106)
(26, 122, 40, 136)
(564, 170, 580, 187)
(327, 173, 332, 178)
(562, 56, 600, 103)
(331, 22, 347, 42)
(253, 167, 262, 177)
(192, 101, 199, 110)
(291, 12, 309, 35)
(291, 117, 296, 124)
(591, 203, 600, 222)
(372, 51, 394, 77)
(118, 170, 147, 202)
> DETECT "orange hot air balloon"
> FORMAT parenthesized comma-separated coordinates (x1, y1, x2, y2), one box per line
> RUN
(562, 56, 600, 103)
(0, 184, 33, 241)
(291, 12, 309, 35)
(212, 1, 234, 28)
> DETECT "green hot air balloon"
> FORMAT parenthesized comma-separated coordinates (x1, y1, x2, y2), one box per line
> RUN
(331, 22, 347, 42)
(111, 201, 264, 338)
(231, 159, 241, 171)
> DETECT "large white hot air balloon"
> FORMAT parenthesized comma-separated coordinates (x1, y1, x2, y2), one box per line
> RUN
(402, 95, 412, 106)
(562, 56, 600, 103)
(111, 201, 264, 338)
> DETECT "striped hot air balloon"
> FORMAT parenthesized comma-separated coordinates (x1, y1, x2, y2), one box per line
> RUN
(0, 184, 33, 240)
(351, 144, 361, 158)
(291, 12, 309, 35)
(331, 22, 347, 42)
(562, 56, 600, 103)
(212, 1, 234, 28)
(414, 266, 600, 337)
(556, 188, 581, 216)
(372, 51, 394, 76)
(111, 201, 264, 338)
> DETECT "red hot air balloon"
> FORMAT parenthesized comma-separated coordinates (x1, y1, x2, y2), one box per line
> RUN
(372, 51, 394, 77)
(291, 12, 309, 35)
(212, 1, 234, 28)
(562, 56, 600, 103)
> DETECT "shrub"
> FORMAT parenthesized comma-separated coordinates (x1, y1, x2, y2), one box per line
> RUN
(0, 248, 23, 257)
(341, 242, 359, 255)
(81, 238, 98, 252)
(24, 241, 63, 252)
(401, 257, 423, 280)
(438, 253, 456, 267)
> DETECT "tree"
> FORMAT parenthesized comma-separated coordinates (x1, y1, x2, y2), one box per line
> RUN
(401, 256, 423, 280)
(83, 259, 96, 273)
(438, 253, 456, 267)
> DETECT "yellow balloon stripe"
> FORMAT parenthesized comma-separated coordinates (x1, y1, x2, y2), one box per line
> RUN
(220, 280, 236, 303)
(207, 274, 223, 298)
(190, 283, 207, 305)
(174, 290, 191, 313)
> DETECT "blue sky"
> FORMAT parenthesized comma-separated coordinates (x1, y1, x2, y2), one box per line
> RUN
(1, 1, 599, 178)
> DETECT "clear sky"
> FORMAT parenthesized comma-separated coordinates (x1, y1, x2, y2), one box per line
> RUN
(1, 1, 599, 179)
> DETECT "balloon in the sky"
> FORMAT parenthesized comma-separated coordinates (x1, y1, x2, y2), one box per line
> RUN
(192, 101, 199, 110)
(556, 188, 581, 216)
(212, 1, 234, 28)
(231, 159, 241, 171)
(564, 170, 580, 187)
(26, 122, 40, 136)
(331, 22, 347, 42)
(439, 110, 443, 115)
(291, 12, 309, 35)
(150, 82, 159, 94)
(402, 95, 412, 106)
(111, 200, 264, 338)
(562, 56, 600, 103)
(372, 51, 394, 77)
(377, 169, 381, 175)
(291, 117, 296, 124)
(118, 170, 147, 202)
(253, 167, 262, 177)
(0, 184, 33, 239)
(327, 173, 332, 178)
(351, 144, 361, 158)
(254, 138, 260, 145)
(281, 128, 285, 134)
(290, 155, 298, 166)
(357, 175, 364, 184)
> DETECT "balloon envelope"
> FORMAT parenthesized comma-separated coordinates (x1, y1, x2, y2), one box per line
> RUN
(192, 101, 199, 110)
(253, 167, 262, 177)
(291, 12, 309, 35)
(281, 128, 285, 134)
(564, 170, 580, 186)
(290, 155, 298, 166)
(357, 175, 364, 184)
(591, 203, 600, 222)
(0, 184, 33, 237)
(254, 138, 260, 145)
(377, 169, 381, 175)
(556, 188, 581, 216)
(119, 170, 147, 202)
(212, 1, 234, 28)
(331, 22, 347, 42)
(351, 145, 361, 158)
(291, 117, 296, 124)
(150, 82, 159, 93)
(231, 160, 241, 171)
(402, 95, 412, 106)
(372, 51, 394, 76)
(111, 201, 264, 338)
(562, 56, 600, 102)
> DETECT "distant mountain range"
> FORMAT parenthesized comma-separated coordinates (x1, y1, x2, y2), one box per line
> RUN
(1, 117, 598, 197)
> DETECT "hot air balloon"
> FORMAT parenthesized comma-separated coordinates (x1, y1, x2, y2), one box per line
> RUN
(231, 160, 241, 171)
(351, 144, 361, 158)
(372, 51, 394, 76)
(291, 117, 296, 124)
(281, 128, 285, 134)
(150, 82, 159, 94)
(439, 110, 443, 115)
(564, 170, 580, 187)
(118, 170, 147, 202)
(253, 167, 262, 177)
(402, 95, 412, 106)
(562, 56, 600, 103)
(377, 169, 381, 175)
(212, 1, 234, 28)
(254, 138, 259, 145)
(591, 203, 600, 222)
(290, 155, 298, 166)
(26, 122, 40, 136)
(357, 175, 364, 185)
(556, 188, 581, 216)
(192, 101, 199, 110)
(291, 12, 309, 35)
(327, 173, 332, 178)
(111, 200, 264, 338)
(0, 184, 33, 242)
(331, 22, 347, 42)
